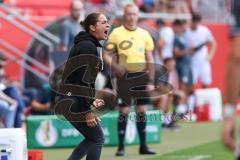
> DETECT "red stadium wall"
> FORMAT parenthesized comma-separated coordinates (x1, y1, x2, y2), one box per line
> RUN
(1, 0, 70, 80)
(0, 17, 32, 80)
(4, 0, 71, 15)
(207, 24, 229, 94)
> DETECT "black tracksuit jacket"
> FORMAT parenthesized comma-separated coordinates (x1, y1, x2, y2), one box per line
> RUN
(63, 31, 103, 112)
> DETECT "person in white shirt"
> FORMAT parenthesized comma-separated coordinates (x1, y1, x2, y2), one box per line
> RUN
(157, 19, 175, 62)
(155, 19, 185, 129)
(155, 19, 175, 120)
(157, 19, 175, 85)
(186, 13, 217, 88)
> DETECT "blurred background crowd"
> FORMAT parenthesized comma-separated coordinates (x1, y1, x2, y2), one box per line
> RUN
(0, 0, 230, 129)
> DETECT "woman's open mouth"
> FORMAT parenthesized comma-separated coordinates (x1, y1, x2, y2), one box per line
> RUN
(104, 30, 108, 36)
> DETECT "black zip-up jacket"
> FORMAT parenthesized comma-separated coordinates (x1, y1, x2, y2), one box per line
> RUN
(62, 31, 103, 111)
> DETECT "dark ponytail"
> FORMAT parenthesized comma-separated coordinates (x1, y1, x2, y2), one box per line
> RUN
(80, 12, 102, 32)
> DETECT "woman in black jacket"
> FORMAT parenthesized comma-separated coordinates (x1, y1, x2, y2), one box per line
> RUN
(60, 12, 110, 160)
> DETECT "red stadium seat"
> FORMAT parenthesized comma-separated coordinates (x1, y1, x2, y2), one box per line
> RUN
(28, 150, 43, 160)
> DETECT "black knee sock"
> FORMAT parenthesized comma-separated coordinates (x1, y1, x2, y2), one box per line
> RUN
(136, 112, 147, 147)
(117, 112, 128, 150)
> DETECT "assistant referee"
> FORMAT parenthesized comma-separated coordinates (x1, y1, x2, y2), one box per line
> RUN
(104, 3, 156, 156)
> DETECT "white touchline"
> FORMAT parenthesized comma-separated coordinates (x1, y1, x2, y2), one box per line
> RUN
(187, 155, 212, 160)
(165, 155, 211, 160)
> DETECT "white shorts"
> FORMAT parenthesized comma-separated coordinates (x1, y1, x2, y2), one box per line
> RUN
(191, 60, 212, 85)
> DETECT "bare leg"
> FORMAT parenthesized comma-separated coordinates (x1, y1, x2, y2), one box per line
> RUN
(222, 36, 240, 151)
(225, 37, 240, 104)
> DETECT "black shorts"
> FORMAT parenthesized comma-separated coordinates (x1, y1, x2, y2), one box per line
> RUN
(176, 59, 193, 85)
(116, 72, 150, 107)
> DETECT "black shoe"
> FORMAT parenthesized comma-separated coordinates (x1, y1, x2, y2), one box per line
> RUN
(139, 146, 156, 155)
(115, 148, 125, 156)
(168, 122, 180, 131)
(162, 122, 179, 131)
(162, 123, 169, 129)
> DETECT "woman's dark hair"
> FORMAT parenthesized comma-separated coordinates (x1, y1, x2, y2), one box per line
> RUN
(192, 12, 202, 22)
(156, 19, 165, 26)
(80, 12, 102, 32)
(172, 19, 183, 26)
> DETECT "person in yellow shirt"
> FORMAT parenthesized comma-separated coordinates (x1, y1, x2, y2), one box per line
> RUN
(103, 3, 156, 156)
